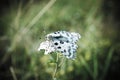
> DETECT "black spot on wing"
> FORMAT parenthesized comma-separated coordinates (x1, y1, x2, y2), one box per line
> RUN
(60, 40, 64, 44)
(66, 32, 70, 37)
(64, 49, 66, 52)
(68, 48, 71, 57)
(54, 36, 63, 39)
(54, 32, 57, 34)
(57, 46, 61, 49)
(54, 42, 58, 45)
(66, 40, 69, 43)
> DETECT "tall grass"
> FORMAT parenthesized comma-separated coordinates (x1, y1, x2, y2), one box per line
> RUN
(1, 0, 118, 80)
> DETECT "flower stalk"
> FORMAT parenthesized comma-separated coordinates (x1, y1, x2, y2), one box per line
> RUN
(53, 53, 59, 80)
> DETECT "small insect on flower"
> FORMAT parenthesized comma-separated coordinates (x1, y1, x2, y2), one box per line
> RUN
(38, 31, 81, 59)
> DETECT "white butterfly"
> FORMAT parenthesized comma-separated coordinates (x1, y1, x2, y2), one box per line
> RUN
(38, 31, 81, 59)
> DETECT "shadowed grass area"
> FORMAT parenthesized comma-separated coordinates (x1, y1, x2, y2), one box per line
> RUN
(0, 0, 120, 80)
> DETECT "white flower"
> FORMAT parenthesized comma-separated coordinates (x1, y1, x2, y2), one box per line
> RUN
(38, 31, 81, 59)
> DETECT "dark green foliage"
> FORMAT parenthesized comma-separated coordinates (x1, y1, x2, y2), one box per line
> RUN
(0, 0, 120, 80)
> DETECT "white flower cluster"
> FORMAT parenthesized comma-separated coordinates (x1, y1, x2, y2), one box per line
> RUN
(38, 31, 81, 59)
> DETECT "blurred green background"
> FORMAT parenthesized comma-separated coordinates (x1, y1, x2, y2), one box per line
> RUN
(0, 0, 120, 80)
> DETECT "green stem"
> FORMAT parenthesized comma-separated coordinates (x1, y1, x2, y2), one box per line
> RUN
(100, 45, 118, 80)
(52, 53, 66, 80)
(58, 57, 65, 67)
(53, 53, 59, 80)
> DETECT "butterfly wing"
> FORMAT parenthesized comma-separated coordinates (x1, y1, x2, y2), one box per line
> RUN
(38, 41, 55, 54)
(46, 31, 72, 42)
(52, 40, 77, 59)
(38, 31, 81, 59)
